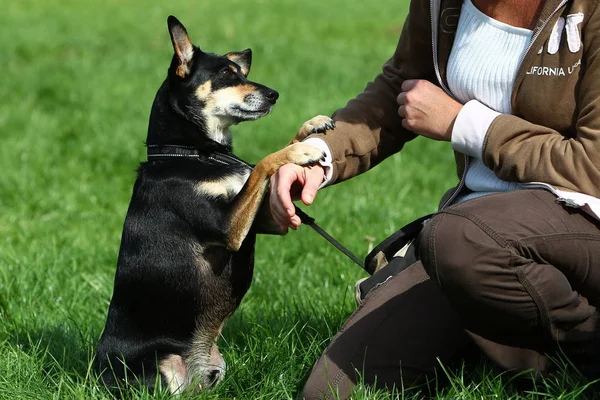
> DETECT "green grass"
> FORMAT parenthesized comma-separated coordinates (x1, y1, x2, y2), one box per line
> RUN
(0, 0, 595, 398)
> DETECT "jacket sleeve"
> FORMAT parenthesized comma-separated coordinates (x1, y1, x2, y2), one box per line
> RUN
(483, 5, 600, 198)
(296, 0, 435, 185)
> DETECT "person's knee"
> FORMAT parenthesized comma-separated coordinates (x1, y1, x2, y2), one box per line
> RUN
(299, 357, 352, 400)
(419, 212, 503, 298)
(299, 374, 345, 400)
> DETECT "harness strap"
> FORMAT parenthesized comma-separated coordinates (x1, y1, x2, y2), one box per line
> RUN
(147, 144, 253, 168)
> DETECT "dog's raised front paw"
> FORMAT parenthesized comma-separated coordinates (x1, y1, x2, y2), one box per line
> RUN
(294, 115, 335, 142)
(285, 142, 326, 166)
(302, 115, 335, 134)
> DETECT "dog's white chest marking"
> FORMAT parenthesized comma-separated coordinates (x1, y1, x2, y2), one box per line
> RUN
(195, 171, 250, 201)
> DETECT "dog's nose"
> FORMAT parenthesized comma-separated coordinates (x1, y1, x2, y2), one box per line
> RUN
(207, 368, 222, 387)
(265, 89, 279, 104)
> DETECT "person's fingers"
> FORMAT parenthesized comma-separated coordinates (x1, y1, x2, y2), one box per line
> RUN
(289, 214, 302, 230)
(398, 104, 407, 118)
(401, 117, 411, 130)
(269, 176, 291, 228)
(269, 164, 302, 228)
(400, 79, 417, 92)
(278, 166, 301, 217)
(269, 163, 323, 230)
(396, 91, 407, 106)
(301, 165, 324, 205)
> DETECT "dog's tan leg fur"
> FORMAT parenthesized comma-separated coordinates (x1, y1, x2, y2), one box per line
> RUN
(226, 142, 323, 251)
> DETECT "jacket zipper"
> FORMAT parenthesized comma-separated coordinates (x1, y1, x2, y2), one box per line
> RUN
(430, 0, 468, 209)
(430, 0, 452, 97)
(431, 0, 568, 210)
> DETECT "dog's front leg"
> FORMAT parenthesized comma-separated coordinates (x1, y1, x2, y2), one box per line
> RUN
(251, 199, 287, 235)
(225, 142, 324, 251)
(252, 115, 335, 235)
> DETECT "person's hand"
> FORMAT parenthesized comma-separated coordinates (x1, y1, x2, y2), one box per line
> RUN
(397, 79, 463, 141)
(269, 164, 325, 230)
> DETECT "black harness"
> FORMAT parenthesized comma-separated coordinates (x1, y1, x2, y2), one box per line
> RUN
(146, 144, 365, 269)
(147, 144, 253, 169)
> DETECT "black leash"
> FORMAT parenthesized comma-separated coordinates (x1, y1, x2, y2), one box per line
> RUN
(147, 144, 365, 270)
(295, 207, 364, 268)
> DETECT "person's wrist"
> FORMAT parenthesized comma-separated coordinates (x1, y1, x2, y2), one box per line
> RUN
(444, 102, 463, 141)
(301, 138, 333, 188)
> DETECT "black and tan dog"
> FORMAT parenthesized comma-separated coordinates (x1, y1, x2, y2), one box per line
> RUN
(95, 16, 331, 393)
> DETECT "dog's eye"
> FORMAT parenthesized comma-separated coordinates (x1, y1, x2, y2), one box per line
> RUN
(221, 69, 233, 77)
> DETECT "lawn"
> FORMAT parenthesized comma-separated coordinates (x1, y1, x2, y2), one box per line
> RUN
(0, 0, 595, 399)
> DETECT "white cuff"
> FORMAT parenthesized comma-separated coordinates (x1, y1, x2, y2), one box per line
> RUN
(451, 100, 501, 159)
(302, 137, 334, 188)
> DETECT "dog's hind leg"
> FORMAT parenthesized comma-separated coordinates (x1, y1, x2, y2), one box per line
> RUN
(225, 142, 324, 251)
(159, 354, 188, 394)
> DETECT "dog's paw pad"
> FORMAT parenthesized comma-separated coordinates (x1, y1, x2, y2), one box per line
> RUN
(302, 115, 335, 134)
(287, 142, 325, 166)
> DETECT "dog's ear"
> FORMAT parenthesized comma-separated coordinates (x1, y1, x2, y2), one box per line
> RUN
(225, 49, 252, 77)
(167, 16, 194, 78)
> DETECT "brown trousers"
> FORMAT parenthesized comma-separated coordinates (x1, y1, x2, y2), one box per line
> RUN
(301, 190, 600, 400)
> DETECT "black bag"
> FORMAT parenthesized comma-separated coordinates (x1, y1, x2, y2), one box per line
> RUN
(357, 214, 433, 302)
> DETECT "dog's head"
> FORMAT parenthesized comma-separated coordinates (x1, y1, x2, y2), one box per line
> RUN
(164, 16, 278, 144)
